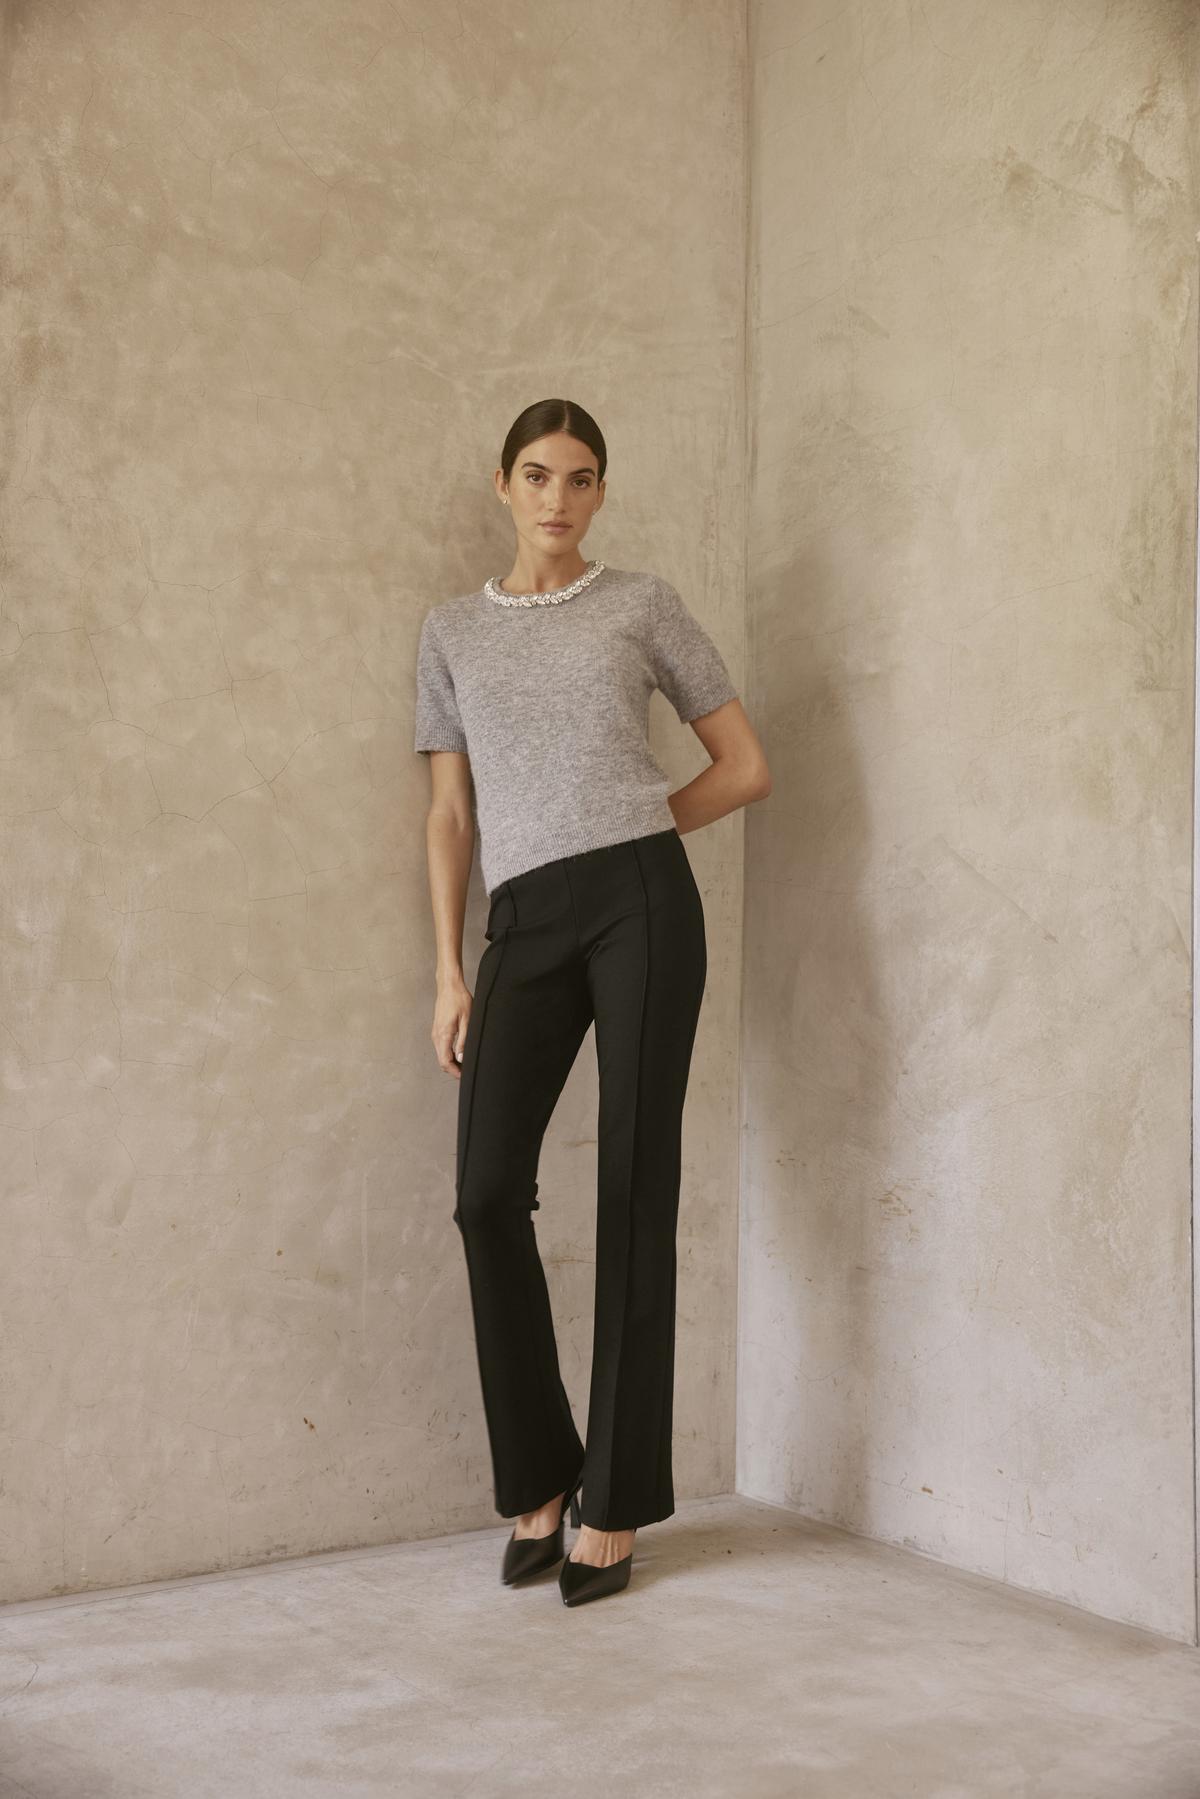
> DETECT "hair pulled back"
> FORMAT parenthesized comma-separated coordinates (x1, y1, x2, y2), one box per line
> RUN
(499, 398, 607, 486)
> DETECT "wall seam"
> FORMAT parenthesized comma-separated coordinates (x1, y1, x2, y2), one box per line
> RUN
(1187, 12, 1200, 1649)
(734, 0, 755, 1503)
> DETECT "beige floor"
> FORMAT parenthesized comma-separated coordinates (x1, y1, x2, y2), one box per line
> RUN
(0, 1495, 1197, 1798)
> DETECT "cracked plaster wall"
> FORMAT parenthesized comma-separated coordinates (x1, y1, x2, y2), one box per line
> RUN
(0, 2, 746, 1600)
(4, 0, 1198, 1645)
(740, 0, 1200, 1642)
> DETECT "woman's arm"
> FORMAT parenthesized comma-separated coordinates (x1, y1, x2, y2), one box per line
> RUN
(667, 698, 771, 834)
(423, 750, 476, 1080)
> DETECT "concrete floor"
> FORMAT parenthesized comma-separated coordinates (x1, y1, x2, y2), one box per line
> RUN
(0, 1495, 1197, 1798)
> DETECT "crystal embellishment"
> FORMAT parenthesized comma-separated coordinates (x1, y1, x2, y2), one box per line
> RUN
(486, 560, 606, 607)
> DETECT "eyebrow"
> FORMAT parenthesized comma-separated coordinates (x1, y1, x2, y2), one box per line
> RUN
(518, 459, 597, 477)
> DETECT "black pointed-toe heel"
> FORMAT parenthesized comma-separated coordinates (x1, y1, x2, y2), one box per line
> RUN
(558, 1529, 636, 1607)
(500, 1472, 584, 1584)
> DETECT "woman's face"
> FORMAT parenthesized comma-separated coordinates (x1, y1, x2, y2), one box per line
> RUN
(499, 431, 603, 555)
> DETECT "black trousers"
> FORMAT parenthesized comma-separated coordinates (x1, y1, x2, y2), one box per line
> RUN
(452, 826, 708, 1532)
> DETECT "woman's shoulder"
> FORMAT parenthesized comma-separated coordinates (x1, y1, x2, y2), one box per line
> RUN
(604, 566, 680, 604)
(601, 564, 661, 589)
(590, 565, 672, 613)
(421, 583, 487, 635)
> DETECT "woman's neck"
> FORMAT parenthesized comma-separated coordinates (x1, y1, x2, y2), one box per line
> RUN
(499, 553, 590, 596)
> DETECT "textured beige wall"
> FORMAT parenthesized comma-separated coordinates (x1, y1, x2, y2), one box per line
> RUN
(6, 0, 1196, 1641)
(741, 0, 1198, 1639)
(0, 2, 746, 1601)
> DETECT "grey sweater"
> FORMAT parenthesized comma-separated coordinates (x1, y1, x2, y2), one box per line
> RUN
(414, 563, 738, 895)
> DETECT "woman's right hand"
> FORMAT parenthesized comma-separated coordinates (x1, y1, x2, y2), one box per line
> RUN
(432, 977, 471, 1079)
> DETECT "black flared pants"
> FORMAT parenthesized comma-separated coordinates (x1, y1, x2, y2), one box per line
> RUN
(452, 826, 708, 1532)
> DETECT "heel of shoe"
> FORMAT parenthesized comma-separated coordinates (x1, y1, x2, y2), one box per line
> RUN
(569, 1491, 581, 1528)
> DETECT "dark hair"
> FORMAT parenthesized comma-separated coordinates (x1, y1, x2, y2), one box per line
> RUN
(500, 398, 606, 486)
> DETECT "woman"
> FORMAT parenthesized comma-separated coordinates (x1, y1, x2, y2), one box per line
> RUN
(414, 398, 770, 1606)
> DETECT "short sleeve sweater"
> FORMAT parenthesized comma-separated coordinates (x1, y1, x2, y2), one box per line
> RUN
(413, 564, 738, 895)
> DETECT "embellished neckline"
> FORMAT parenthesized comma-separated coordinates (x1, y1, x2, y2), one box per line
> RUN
(485, 560, 606, 608)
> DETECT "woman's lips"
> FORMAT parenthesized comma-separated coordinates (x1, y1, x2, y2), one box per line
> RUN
(541, 522, 569, 531)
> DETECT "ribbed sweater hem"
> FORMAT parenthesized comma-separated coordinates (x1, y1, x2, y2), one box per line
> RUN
(482, 800, 678, 896)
